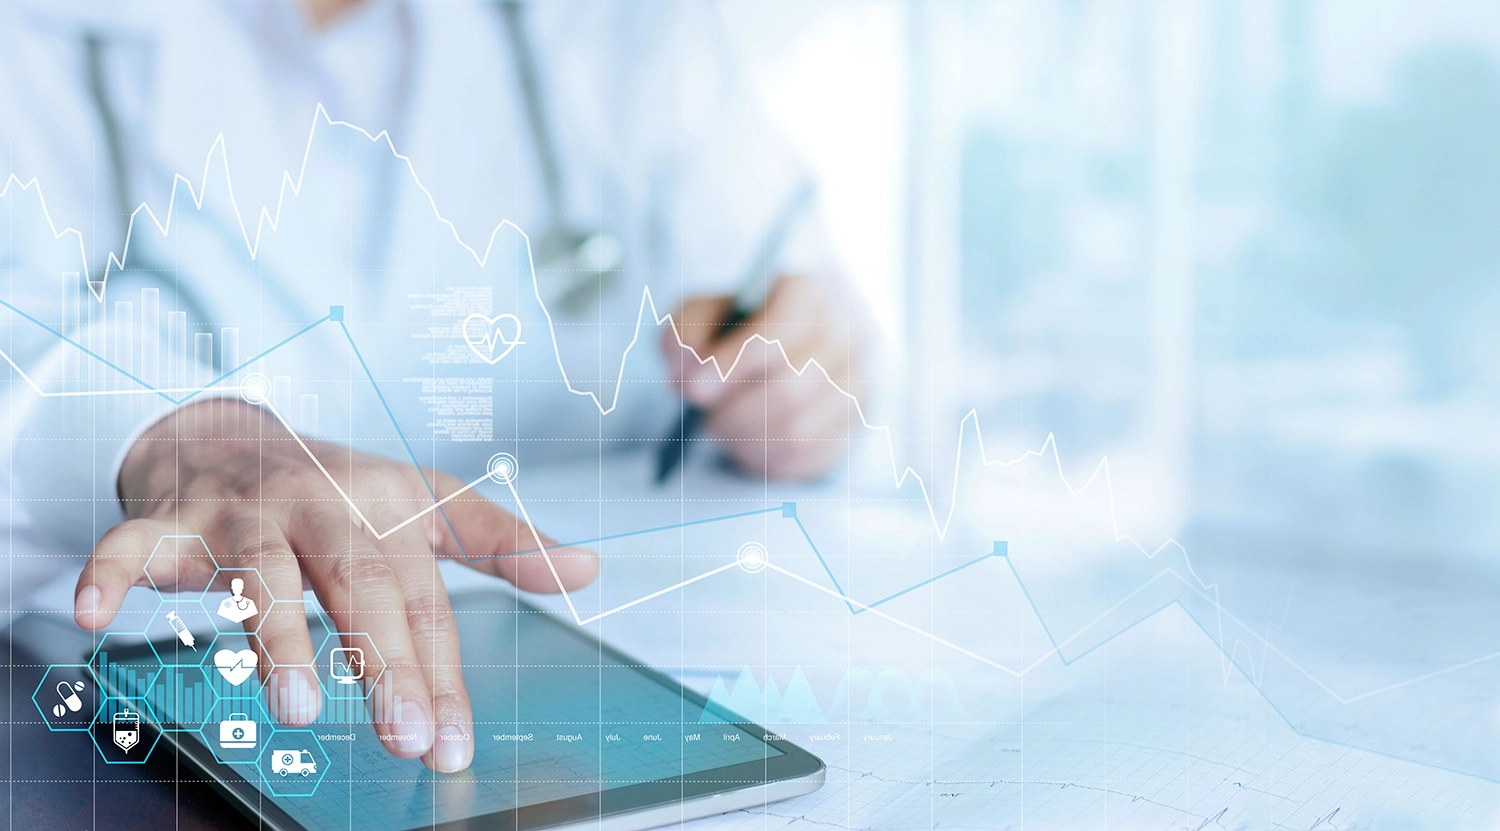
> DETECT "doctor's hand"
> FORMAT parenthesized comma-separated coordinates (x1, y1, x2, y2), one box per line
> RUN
(73, 398, 598, 773)
(662, 273, 869, 480)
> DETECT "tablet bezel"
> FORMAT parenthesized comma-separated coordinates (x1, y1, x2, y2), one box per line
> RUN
(99, 592, 825, 831)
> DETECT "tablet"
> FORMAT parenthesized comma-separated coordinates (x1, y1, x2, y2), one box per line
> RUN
(98, 590, 824, 830)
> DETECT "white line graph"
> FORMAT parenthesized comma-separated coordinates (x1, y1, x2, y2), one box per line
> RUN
(0, 103, 1200, 559)
(767, 563, 1021, 674)
(572, 561, 742, 626)
(2, 103, 1497, 719)
(258, 400, 495, 542)
(0, 346, 238, 399)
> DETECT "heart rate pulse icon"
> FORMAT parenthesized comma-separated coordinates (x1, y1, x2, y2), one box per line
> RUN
(214, 648, 259, 686)
(462, 313, 524, 365)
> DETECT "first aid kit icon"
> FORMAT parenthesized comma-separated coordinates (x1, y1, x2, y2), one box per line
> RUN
(219, 713, 257, 749)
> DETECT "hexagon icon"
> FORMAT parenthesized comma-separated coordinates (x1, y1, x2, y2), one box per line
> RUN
(148, 664, 219, 732)
(263, 663, 326, 729)
(200, 695, 273, 766)
(260, 597, 333, 725)
(144, 535, 218, 595)
(201, 567, 271, 635)
(153, 593, 215, 667)
(259, 729, 328, 797)
(88, 632, 162, 700)
(264, 596, 331, 659)
(90, 693, 162, 764)
(317, 632, 384, 706)
(33, 665, 98, 732)
(202, 632, 268, 700)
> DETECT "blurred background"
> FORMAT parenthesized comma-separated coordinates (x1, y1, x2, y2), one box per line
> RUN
(722, 0, 1500, 567)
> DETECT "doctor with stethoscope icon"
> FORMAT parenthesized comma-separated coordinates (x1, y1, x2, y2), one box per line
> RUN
(216, 578, 260, 625)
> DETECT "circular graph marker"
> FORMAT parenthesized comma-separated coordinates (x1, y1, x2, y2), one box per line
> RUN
(241, 373, 272, 405)
(486, 452, 519, 485)
(736, 542, 768, 574)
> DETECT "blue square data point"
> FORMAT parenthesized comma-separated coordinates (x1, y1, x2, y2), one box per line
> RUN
(991, 541, 1009, 557)
(781, 502, 797, 518)
(328, 305, 344, 321)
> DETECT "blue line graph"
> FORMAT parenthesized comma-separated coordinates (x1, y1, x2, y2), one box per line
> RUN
(787, 515, 1007, 615)
(542, 494, 1500, 785)
(0, 295, 329, 406)
(506, 506, 785, 559)
(789, 513, 852, 608)
(859, 544, 1007, 612)
(334, 319, 471, 561)
(3, 300, 1495, 785)
(789, 517, 1500, 785)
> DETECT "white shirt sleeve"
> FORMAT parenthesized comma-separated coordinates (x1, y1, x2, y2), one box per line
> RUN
(0, 11, 221, 606)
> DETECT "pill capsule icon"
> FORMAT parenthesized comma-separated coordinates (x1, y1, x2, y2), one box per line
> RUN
(52, 680, 85, 717)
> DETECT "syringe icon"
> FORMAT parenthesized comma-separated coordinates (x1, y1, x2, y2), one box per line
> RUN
(165, 611, 196, 651)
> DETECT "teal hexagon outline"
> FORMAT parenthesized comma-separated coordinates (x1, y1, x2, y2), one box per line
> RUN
(264, 597, 333, 652)
(259, 602, 333, 726)
(257, 727, 329, 797)
(201, 631, 270, 700)
(314, 630, 385, 704)
(144, 535, 220, 666)
(144, 534, 220, 594)
(149, 663, 220, 732)
(198, 694, 274, 766)
(152, 594, 216, 667)
(89, 692, 163, 765)
(87, 632, 163, 699)
(200, 566, 272, 636)
(32, 664, 97, 732)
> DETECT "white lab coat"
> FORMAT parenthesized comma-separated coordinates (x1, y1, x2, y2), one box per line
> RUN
(0, 0, 822, 605)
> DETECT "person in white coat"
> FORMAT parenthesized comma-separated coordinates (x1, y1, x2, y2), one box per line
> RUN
(0, 0, 868, 772)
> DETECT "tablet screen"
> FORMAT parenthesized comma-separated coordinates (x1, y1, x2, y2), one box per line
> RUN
(124, 599, 783, 830)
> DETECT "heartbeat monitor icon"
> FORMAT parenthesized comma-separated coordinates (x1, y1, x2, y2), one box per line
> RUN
(461, 313, 525, 364)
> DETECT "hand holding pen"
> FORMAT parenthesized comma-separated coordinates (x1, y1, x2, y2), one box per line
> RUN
(656, 273, 869, 482)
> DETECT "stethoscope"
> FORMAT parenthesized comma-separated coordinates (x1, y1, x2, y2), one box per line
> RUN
(82, 0, 624, 351)
(497, 0, 625, 314)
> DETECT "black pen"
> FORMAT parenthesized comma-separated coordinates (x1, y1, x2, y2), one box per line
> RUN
(653, 276, 770, 485)
(653, 183, 815, 485)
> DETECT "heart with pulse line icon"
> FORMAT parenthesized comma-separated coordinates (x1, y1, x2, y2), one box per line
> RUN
(461, 313, 525, 365)
(214, 648, 259, 686)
